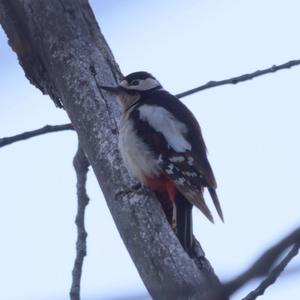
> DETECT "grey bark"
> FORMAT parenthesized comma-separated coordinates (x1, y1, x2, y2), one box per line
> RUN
(0, 1, 223, 299)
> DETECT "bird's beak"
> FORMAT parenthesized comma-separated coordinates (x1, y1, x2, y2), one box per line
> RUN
(99, 85, 122, 94)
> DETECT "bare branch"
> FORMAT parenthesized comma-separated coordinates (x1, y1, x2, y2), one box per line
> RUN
(176, 59, 300, 98)
(70, 144, 90, 300)
(224, 227, 300, 296)
(0, 0, 220, 289)
(0, 123, 73, 148)
(242, 243, 300, 300)
(7, 1, 300, 299)
(1, 59, 299, 150)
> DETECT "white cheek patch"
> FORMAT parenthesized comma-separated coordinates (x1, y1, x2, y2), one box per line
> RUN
(136, 78, 161, 90)
(138, 105, 191, 152)
(120, 78, 161, 91)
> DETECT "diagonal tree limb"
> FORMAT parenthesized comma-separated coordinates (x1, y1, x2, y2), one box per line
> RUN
(242, 242, 300, 300)
(223, 227, 300, 296)
(1, 1, 298, 299)
(0, 123, 73, 148)
(70, 143, 90, 300)
(175, 59, 300, 98)
(0, 1, 223, 299)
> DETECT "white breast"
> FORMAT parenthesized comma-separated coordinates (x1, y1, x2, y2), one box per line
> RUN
(118, 117, 161, 183)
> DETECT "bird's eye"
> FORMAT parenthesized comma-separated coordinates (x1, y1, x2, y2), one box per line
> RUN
(131, 80, 139, 86)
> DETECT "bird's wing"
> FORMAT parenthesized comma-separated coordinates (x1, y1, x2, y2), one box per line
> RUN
(163, 151, 223, 222)
(131, 96, 223, 221)
(160, 153, 214, 222)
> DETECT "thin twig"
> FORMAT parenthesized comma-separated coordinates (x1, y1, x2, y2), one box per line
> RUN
(70, 145, 90, 300)
(1, 59, 300, 150)
(224, 227, 300, 296)
(175, 59, 300, 98)
(242, 243, 300, 300)
(0, 123, 74, 148)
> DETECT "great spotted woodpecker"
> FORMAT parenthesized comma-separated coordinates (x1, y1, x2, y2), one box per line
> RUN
(100, 72, 223, 254)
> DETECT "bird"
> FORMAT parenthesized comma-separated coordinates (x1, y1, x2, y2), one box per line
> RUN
(100, 71, 223, 255)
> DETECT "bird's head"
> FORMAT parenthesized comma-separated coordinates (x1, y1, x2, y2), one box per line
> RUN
(100, 71, 162, 110)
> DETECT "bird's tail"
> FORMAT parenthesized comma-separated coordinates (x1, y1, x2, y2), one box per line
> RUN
(208, 187, 224, 222)
(175, 192, 193, 255)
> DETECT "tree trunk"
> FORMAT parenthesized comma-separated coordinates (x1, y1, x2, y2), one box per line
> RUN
(0, 1, 223, 299)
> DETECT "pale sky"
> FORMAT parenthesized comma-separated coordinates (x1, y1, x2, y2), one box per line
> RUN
(0, 1, 299, 299)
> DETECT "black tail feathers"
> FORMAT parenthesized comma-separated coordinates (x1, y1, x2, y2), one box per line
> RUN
(208, 188, 224, 222)
(175, 193, 193, 254)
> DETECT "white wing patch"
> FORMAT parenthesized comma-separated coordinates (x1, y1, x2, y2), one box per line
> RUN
(170, 156, 185, 162)
(138, 104, 191, 152)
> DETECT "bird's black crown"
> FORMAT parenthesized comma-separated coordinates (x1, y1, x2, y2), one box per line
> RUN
(124, 71, 155, 83)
